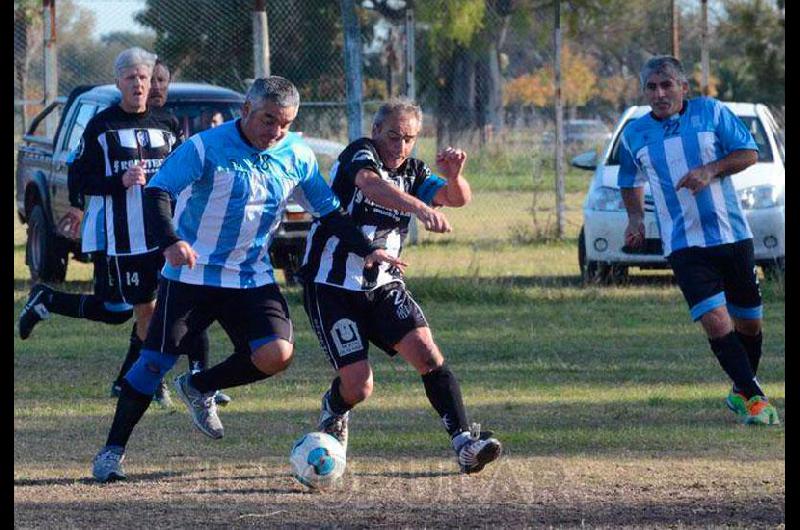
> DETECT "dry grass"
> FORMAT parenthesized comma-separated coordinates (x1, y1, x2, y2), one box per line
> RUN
(14, 455, 783, 528)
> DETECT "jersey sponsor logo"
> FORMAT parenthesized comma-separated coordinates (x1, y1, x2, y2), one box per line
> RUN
(112, 158, 166, 175)
(331, 318, 363, 356)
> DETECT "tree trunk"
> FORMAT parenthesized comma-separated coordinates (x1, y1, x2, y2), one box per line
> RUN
(436, 45, 476, 148)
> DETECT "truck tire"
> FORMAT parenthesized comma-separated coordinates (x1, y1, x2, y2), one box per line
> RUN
(26, 203, 68, 283)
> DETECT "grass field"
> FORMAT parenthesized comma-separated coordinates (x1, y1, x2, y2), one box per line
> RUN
(13, 189, 784, 527)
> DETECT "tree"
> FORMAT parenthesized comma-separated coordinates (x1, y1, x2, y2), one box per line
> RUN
(714, 0, 784, 106)
(135, 0, 253, 90)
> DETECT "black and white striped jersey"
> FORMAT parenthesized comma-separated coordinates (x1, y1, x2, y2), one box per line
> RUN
(73, 105, 182, 256)
(301, 137, 445, 291)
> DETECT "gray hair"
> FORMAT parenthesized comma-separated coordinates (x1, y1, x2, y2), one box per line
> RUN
(114, 47, 157, 78)
(373, 97, 423, 130)
(245, 77, 300, 109)
(639, 55, 687, 90)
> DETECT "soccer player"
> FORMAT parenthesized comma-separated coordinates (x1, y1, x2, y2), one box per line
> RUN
(299, 98, 503, 474)
(107, 58, 231, 408)
(91, 76, 403, 482)
(619, 55, 779, 425)
(17, 48, 183, 407)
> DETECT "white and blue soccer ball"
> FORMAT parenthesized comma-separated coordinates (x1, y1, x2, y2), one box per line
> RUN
(290, 431, 346, 490)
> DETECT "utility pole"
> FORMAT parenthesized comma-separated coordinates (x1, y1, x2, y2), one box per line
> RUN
(253, 0, 270, 78)
(701, 0, 709, 95)
(554, 0, 565, 239)
(404, 7, 415, 102)
(340, 0, 363, 141)
(43, 0, 58, 137)
(404, 7, 419, 244)
(671, 0, 680, 59)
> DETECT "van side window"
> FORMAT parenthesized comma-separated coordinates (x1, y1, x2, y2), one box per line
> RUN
(64, 104, 97, 152)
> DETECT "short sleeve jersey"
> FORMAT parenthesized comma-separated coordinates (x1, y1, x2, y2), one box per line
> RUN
(301, 137, 446, 291)
(617, 97, 757, 257)
(147, 122, 340, 289)
(71, 105, 182, 256)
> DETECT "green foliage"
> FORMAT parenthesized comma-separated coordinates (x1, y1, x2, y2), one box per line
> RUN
(135, 0, 253, 91)
(714, 0, 785, 105)
(418, 0, 487, 50)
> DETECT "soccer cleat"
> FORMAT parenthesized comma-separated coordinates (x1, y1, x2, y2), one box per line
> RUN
(455, 423, 503, 475)
(213, 391, 232, 407)
(725, 388, 748, 417)
(153, 380, 174, 409)
(18, 284, 52, 340)
(317, 390, 350, 453)
(92, 446, 127, 483)
(173, 373, 224, 439)
(744, 395, 780, 426)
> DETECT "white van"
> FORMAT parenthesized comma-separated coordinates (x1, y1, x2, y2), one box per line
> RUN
(573, 103, 785, 283)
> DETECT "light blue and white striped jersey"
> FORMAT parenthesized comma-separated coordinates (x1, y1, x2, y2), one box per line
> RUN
(618, 97, 757, 256)
(147, 121, 340, 288)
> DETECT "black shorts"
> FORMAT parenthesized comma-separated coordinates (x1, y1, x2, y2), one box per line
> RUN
(91, 252, 118, 303)
(667, 239, 762, 322)
(106, 250, 164, 305)
(143, 278, 294, 356)
(302, 281, 428, 369)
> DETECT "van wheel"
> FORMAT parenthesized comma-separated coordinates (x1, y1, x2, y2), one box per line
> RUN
(26, 203, 68, 283)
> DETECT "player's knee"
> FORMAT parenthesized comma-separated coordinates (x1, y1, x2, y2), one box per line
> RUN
(339, 362, 373, 404)
(251, 339, 294, 375)
(699, 306, 733, 339)
(124, 348, 179, 395)
(735, 318, 762, 336)
(343, 375, 373, 403)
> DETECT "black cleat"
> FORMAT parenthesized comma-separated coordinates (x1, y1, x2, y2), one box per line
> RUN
(18, 284, 52, 340)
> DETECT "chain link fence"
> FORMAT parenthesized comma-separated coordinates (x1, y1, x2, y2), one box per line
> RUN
(14, 0, 785, 246)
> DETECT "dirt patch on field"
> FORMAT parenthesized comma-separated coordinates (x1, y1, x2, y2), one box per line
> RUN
(14, 455, 784, 528)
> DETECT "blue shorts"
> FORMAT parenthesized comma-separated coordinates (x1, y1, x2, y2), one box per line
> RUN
(667, 239, 762, 321)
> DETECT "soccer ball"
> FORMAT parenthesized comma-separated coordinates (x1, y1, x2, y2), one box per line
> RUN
(290, 431, 346, 490)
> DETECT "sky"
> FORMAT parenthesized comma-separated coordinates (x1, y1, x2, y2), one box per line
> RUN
(73, 0, 148, 39)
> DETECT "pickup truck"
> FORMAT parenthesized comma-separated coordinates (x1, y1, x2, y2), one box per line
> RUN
(16, 82, 343, 283)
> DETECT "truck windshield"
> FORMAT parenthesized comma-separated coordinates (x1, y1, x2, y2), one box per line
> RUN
(163, 102, 242, 137)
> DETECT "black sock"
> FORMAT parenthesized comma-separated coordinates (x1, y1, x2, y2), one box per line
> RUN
(81, 296, 133, 324)
(421, 364, 469, 437)
(114, 324, 142, 387)
(190, 352, 268, 393)
(709, 332, 764, 399)
(185, 331, 210, 373)
(326, 377, 353, 415)
(105, 379, 153, 449)
(736, 331, 763, 377)
(45, 290, 131, 324)
(45, 290, 84, 318)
